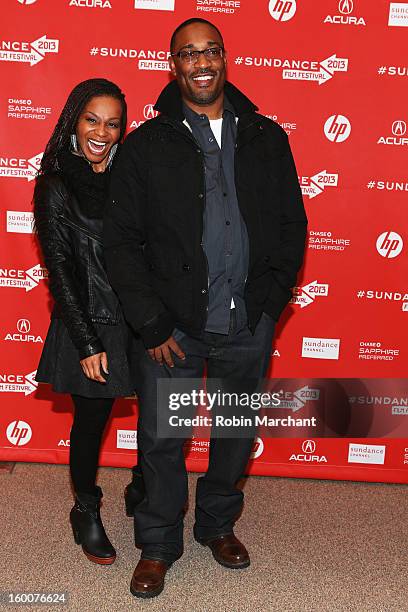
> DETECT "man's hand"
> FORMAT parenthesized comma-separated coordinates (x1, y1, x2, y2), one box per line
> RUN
(148, 336, 185, 368)
(80, 352, 109, 383)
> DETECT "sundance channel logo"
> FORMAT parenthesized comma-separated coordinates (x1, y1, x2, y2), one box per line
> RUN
(6, 211, 35, 234)
(302, 338, 340, 360)
(117, 429, 138, 450)
(348, 443, 386, 465)
(388, 2, 408, 27)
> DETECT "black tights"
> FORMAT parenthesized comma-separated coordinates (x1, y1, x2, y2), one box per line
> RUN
(69, 394, 114, 496)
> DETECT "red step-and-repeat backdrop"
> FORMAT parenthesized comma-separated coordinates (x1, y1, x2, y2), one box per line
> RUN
(0, 0, 407, 483)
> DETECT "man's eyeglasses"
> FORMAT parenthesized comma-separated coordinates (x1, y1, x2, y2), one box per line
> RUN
(171, 46, 225, 64)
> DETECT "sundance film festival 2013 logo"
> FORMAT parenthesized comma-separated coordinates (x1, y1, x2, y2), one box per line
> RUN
(275, 386, 320, 412)
(236, 52, 349, 85)
(366, 178, 408, 192)
(0, 264, 48, 292)
(291, 281, 329, 308)
(0, 35, 59, 66)
(88, 46, 170, 71)
(376, 231, 404, 259)
(0, 152, 42, 181)
(324, 0, 366, 26)
(6, 420, 32, 446)
(299, 170, 339, 199)
(377, 120, 408, 146)
(324, 115, 352, 142)
(0, 372, 38, 396)
(269, 0, 296, 21)
(355, 288, 408, 311)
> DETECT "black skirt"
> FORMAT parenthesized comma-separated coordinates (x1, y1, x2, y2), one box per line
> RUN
(36, 316, 136, 398)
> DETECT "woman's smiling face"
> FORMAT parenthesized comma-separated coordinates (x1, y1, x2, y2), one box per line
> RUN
(75, 95, 122, 172)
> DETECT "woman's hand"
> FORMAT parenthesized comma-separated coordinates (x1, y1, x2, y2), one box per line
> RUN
(80, 352, 109, 383)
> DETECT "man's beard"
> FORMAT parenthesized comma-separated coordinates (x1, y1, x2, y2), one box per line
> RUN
(189, 88, 223, 106)
(185, 70, 225, 106)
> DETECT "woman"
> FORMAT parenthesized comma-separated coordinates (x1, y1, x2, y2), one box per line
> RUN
(34, 78, 141, 565)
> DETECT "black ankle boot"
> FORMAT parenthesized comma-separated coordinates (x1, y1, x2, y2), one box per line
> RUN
(124, 466, 145, 517)
(70, 486, 116, 565)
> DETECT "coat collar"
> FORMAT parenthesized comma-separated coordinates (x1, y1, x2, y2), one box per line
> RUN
(154, 79, 258, 122)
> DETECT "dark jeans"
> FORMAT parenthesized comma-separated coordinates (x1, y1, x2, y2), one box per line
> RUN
(131, 310, 275, 564)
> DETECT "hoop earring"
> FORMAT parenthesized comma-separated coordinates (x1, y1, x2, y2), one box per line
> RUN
(106, 143, 118, 168)
(70, 134, 79, 153)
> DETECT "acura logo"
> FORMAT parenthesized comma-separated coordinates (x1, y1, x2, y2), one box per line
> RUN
(338, 0, 353, 14)
(302, 439, 316, 453)
(17, 319, 30, 333)
(143, 104, 158, 120)
(392, 120, 407, 136)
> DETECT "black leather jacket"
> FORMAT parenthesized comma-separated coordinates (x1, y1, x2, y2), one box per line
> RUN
(34, 173, 121, 359)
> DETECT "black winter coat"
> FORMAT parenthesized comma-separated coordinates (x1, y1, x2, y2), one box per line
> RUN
(103, 81, 307, 349)
(34, 174, 121, 359)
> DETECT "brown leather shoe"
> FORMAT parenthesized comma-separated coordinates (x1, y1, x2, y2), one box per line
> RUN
(198, 534, 250, 569)
(130, 559, 170, 598)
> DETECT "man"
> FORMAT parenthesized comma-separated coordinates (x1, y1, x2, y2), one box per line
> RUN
(104, 18, 307, 598)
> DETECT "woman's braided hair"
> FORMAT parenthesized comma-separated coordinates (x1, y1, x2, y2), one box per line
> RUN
(39, 78, 127, 175)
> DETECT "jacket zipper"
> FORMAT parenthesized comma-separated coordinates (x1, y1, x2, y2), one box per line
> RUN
(59, 215, 102, 243)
